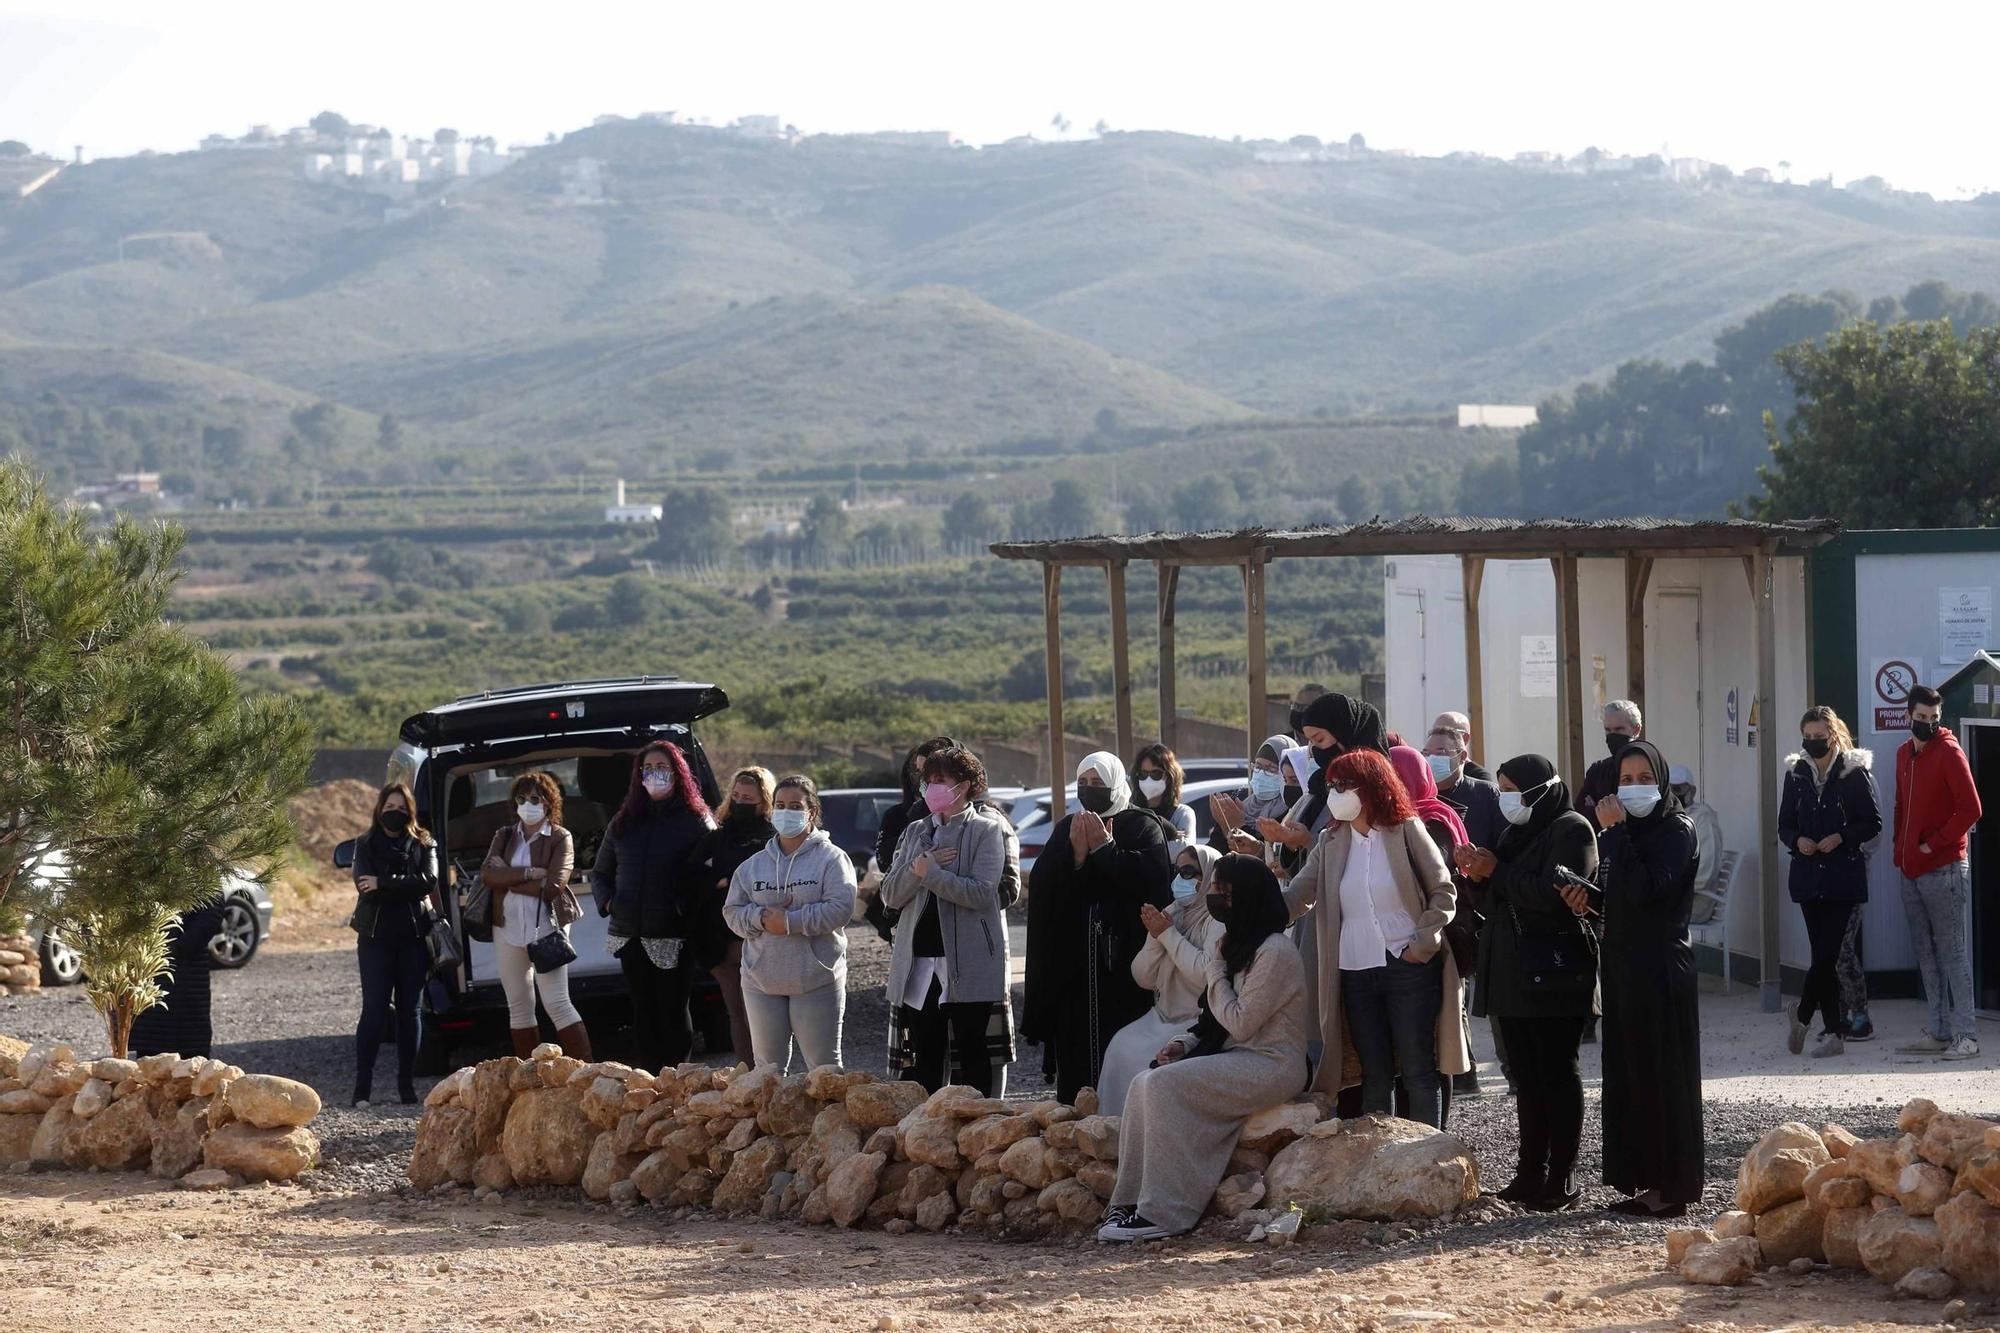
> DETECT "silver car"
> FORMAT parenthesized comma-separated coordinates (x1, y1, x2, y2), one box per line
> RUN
(31, 872, 274, 984)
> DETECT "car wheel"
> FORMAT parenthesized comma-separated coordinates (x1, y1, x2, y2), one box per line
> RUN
(40, 929, 84, 986)
(209, 896, 262, 969)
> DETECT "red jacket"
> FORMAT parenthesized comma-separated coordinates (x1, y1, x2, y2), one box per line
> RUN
(1894, 727, 1983, 878)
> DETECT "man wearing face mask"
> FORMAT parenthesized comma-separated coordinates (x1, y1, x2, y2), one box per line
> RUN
(1429, 711, 1494, 784)
(1893, 686, 1985, 1060)
(1576, 701, 1644, 830)
(1423, 719, 1503, 853)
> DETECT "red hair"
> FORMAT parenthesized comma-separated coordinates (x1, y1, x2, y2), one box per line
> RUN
(608, 740, 713, 835)
(1326, 749, 1415, 828)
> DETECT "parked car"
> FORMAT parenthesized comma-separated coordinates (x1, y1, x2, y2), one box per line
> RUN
(1014, 775, 1250, 874)
(332, 677, 736, 1072)
(29, 866, 273, 984)
(815, 788, 905, 876)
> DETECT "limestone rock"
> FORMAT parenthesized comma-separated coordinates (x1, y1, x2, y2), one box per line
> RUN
(1820, 1176, 1871, 1210)
(1801, 1158, 1849, 1209)
(1753, 1198, 1823, 1266)
(958, 1114, 1035, 1160)
(17, 1042, 72, 1086)
(1039, 1177, 1102, 1226)
(800, 1183, 833, 1225)
(202, 1122, 319, 1182)
(1074, 1087, 1100, 1115)
(29, 1059, 87, 1098)
(1918, 1113, 1997, 1174)
(1073, 1115, 1120, 1162)
(191, 1061, 238, 1099)
(0, 1113, 38, 1167)
(846, 1081, 929, 1130)
(1665, 1227, 1716, 1267)
(1896, 1161, 1953, 1217)
(1228, 1146, 1272, 1177)
(0, 1089, 51, 1115)
(669, 1168, 718, 1208)
(29, 1093, 80, 1166)
(914, 1190, 958, 1231)
(827, 1150, 887, 1228)
(1002, 1195, 1046, 1235)
(1077, 1159, 1117, 1199)
(721, 1115, 760, 1152)
(70, 1077, 113, 1120)
(407, 1104, 477, 1189)
(969, 1173, 1009, 1215)
(863, 1126, 898, 1157)
(425, 1067, 471, 1109)
(1681, 1236, 1761, 1286)
(470, 1059, 523, 1154)
(810, 1104, 862, 1168)
(1857, 1207, 1943, 1284)
(1821, 1124, 1860, 1160)
(1849, 1136, 1917, 1198)
(581, 1076, 629, 1131)
(713, 1135, 788, 1214)
(1264, 1114, 1478, 1221)
(1712, 1209, 1756, 1239)
(1936, 1190, 2000, 1293)
(758, 1079, 818, 1139)
(1899, 1098, 1942, 1135)
(581, 1133, 645, 1200)
(721, 1064, 781, 1113)
(178, 1167, 234, 1191)
(1822, 1204, 1869, 1269)
(1030, 1100, 1079, 1129)
(901, 1113, 965, 1171)
(92, 1060, 139, 1087)
(630, 1149, 679, 1202)
(500, 1085, 594, 1187)
(472, 1152, 515, 1192)
(150, 1096, 211, 1179)
(538, 1055, 584, 1088)
(1239, 1102, 1321, 1155)
(1043, 1120, 1080, 1151)
(134, 1053, 177, 1083)
(1735, 1122, 1830, 1215)
(998, 1136, 1054, 1190)
(1214, 1172, 1266, 1218)
(804, 1066, 874, 1101)
(223, 1074, 322, 1130)
(895, 1163, 951, 1216)
(1897, 1267, 1958, 1300)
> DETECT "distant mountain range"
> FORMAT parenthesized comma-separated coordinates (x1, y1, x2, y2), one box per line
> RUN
(4, 123, 1998, 477)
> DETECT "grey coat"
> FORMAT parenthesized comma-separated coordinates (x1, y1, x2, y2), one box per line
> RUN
(722, 828, 856, 998)
(881, 802, 1018, 1007)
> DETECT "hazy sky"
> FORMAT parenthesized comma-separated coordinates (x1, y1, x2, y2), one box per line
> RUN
(4, 1, 1995, 197)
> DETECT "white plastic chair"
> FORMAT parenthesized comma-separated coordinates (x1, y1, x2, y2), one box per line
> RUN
(1688, 849, 1740, 993)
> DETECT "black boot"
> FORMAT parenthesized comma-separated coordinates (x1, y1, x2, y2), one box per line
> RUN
(1494, 1171, 1544, 1203)
(1530, 1177, 1581, 1212)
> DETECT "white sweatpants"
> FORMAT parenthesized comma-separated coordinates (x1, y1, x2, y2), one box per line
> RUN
(493, 936, 582, 1029)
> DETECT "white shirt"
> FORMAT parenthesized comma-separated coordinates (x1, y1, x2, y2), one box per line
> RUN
(497, 823, 555, 948)
(1336, 827, 1416, 971)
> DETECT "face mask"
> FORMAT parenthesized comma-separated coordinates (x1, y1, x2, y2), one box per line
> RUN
(1076, 785, 1115, 815)
(1911, 719, 1939, 742)
(1137, 776, 1167, 802)
(1497, 789, 1536, 825)
(1249, 769, 1284, 801)
(1327, 788, 1363, 823)
(1426, 753, 1455, 785)
(771, 809, 810, 838)
(641, 770, 674, 796)
(517, 801, 546, 825)
(379, 809, 410, 835)
(1310, 742, 1341, 769)
(1801, 737, 1831, 759)
(1617, 785, 1661, 817)
(729, 801, 761, 821)
(923, 782, 959, 815)
(1605, 731, 1631, 757)
(1205, 893, 1229, 923)
(1171, 867, 1200, 902)
(1283, 785, 1302, 806)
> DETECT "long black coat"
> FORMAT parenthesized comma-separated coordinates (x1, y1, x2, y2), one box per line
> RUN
(1023, 806, 1174, 1103)
(591, 802, 711, 941)
(129, 900, 226, 1059)
(1597, 810, 1704, 1204)
(1471, 810, 1600, 1019)
(685, 815, 775, 969)
(1778, 750, 1881, 904)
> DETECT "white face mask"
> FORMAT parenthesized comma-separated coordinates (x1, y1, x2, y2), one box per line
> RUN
(1327, 788, 1363, 823)
(517, 801, 546, 825)
(770, 808, 810, 839)
(1617, 785, 1662, 817)
(1137, 776, 1167, 801)
(1497, 790, 1531, 825)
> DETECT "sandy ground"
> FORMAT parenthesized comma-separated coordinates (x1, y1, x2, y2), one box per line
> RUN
(0, 1173, 1955, 1333)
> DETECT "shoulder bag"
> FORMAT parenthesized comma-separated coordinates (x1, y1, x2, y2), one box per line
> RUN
(1507, 900, 1597, 993)
(527, 894, 578, 974)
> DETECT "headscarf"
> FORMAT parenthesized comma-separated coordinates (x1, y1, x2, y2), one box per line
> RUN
(1300, 692, 1390, 757)
(1493, 753, 1570, 860)
(1076, 750, 1132, 817)
(1282, 744, 1317, 791)
(1389, 744, 1468, 847)
(1244, 734, 1297, 823)
(1171, 842, 1222, 933)
(1614, 739, 1683, 825)
(1214, 854, 1290, 983)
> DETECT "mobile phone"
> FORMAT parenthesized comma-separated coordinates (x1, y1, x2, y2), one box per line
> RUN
(1554, 866, 1604, 914)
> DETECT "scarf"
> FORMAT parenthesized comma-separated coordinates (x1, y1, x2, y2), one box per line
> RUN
(1389, 744, 1468, 847)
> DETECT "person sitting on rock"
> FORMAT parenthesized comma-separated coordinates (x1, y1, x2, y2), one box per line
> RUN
(1098, 854, 1308, 1243)
(1096, 843, 1224, 1117)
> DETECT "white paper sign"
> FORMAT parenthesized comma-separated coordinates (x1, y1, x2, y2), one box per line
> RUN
(1520, 635, 1557, 698)
(1939, 587, 1993, 666)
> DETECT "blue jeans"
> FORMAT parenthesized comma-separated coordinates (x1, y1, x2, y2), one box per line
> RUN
(1902, 859, 1975, 1041)
(1342, 951, 1444, 1127)
(356, 932, 429, 1099)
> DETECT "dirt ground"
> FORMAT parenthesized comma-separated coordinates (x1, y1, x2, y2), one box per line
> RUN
(0, 1174, 1960, 1333)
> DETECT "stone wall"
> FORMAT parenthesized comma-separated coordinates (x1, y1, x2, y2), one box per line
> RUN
(1668, 1098, 2000, 1312)
(0, 933, 42, 997)
(410, 1047, 1480, 1236)
(0, 1039, 322, 1188)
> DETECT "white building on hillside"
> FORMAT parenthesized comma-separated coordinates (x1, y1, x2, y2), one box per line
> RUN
(1458, 404, 1539, 429)
(605, 479, 662, 525)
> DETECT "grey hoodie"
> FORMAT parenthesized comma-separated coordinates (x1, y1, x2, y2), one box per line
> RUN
(723, 828, 855, 998)
(882, 801, 1017, 1007)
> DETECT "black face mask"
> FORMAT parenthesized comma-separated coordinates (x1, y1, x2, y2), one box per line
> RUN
(729, 801, 762, 822)
(379, 809, 410, 835)
(1206, 893, 1229, 922)
(1310, 741, 1341, 769)
(1174, 865, 1200, 882)
(1605, 731, 1631, 757)
(1911, 719, 1939, 742)
(1801, 737, 1831, 759)
(1076, 785, 1115, 815)
(1283, 785, 1302, 806)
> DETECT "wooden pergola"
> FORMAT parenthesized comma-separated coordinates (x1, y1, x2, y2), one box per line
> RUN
(991, 515, 1840, 1008)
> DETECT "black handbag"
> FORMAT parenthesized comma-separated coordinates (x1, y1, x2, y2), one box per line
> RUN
(460, 874, 494, 943)
(423, 905, 463, 978)
(527, 896, 577, 974)
(1508, 902, 1597, 992)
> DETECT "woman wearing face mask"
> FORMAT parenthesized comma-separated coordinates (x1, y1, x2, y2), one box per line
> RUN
(688, 767, 776, 1062)
(1281, 750, 1464, 1128)
(350, 782, 440, 1106)
(591, 742, 714, 1072)
(1024, 751, 1176, 1104)
(1458, 754, 1599, 1212)
(482, 772, 589, 1060)
(724, 775, 856, 1072)
(1589, 738, 1702, 1218)
(1208, 734, 1295, 859)
(882, 747, 1019, 1094)
(1096, 844, 1225, 1117)
(1778, 706, 1881, 1059)
(1130, 744, 1197, 851)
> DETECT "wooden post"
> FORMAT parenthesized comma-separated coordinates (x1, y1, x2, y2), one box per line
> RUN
(1625, 555, 1652, 713)
(1461, 556, 1486, 767)
(1553, 554, 1586, 787)
(1043, 563, 1065, 799)
(1749, 547, 1782, 1012)
(1157, 561, 1180, 752)
(1243, 550, 1269, 762)
(1107, 560, 1133, 760)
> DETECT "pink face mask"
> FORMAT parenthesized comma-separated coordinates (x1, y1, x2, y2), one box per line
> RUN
(923, 782, 959, 815)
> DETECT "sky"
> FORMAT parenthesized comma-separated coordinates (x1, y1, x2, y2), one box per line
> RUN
(3, 0, 1996, 198)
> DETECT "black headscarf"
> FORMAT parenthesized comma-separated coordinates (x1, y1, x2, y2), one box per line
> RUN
(1613, 739, 1683, 824)
(1494, 753, 1571, 859)
(1300, 693, 1389, 757)
(1215, 854, 1290, 981)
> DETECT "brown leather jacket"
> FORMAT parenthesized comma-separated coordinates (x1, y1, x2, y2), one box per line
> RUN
(481, 824, 575, 929)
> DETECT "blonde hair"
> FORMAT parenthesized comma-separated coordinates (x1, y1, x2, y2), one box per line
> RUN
(730, 766, 777, 817)
(1800, 705, 1854, 756)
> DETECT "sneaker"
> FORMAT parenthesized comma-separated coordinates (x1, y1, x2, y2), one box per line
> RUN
(1101, 1204, 1137, 1228)
(1809, 1033, 1844, 1059)
(1785, 1002, 1806, 1055)
(1097, 1214, 1174, 1242)
(1943, 1035, 1980, 1061)
(1897, 1033, 1951, 1055)
(1845, 1018, 1876, 1043)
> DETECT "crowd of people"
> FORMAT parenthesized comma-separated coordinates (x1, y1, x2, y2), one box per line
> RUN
(344, 678, 1984, 1242)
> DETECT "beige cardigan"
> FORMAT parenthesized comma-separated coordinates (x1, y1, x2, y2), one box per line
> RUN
(1131, 901, 1225, 1025)
(1284, 818, 1469, 1093)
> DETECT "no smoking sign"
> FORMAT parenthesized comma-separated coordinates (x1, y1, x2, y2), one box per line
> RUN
(1873, 658, 1918, 732)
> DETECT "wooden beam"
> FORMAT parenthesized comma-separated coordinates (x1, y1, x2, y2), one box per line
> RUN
(1752, 546, 1782, 1012)
(1106, 561, 1133, 761)
(1043, 563, 1065, 801)
(1553, 554, 1586, 787)
(1243, 550, 1269, 762)
(1625, 555, 1653, 713)
(1461, 556, 1486, 768)
(1157, 562, 1180, 752)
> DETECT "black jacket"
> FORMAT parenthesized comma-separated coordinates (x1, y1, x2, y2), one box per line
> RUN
(1598, 812, 1698, 948)
(1779, 749, 1881, 904)
(1437, 773, 1505, 855)
(350, 830, 438, 940)
(1472, 809, 1601, 1019)
(685, 815, 775, 967)
(591, 802, 711, 940)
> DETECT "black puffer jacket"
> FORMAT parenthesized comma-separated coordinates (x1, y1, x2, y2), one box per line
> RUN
(1779, 748, 1881, 904)
(592, 801, 712, 940)
(350, 830, 438, 939)
(685, 813, 776, 968)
